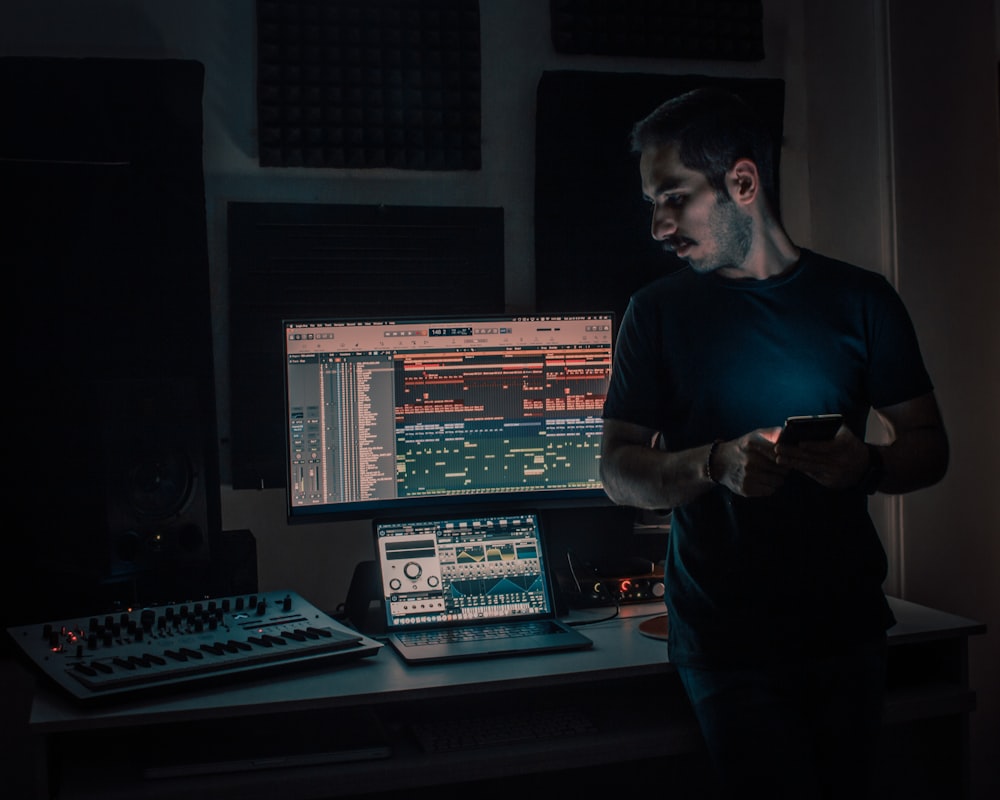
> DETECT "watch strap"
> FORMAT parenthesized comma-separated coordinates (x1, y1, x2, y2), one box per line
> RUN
(860, 444, 886, 495)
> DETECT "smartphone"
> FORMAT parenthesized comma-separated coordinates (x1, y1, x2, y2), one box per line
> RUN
(778, 413, 844, 445)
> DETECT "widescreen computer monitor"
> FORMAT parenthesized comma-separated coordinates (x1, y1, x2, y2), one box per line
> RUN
(283, 313, 615, 522)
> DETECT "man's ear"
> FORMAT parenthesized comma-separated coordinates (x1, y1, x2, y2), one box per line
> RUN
(727, 158, 760, 206)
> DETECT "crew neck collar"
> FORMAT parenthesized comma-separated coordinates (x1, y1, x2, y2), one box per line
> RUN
(709, 248, 808, 289)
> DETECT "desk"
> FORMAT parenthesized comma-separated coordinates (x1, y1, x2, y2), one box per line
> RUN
(25, 597, 984, 800)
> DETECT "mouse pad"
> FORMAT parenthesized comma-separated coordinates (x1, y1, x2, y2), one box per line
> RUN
(638, 613, 669, 641)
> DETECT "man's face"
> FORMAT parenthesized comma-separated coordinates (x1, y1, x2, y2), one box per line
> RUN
(639, 144, 752, 274)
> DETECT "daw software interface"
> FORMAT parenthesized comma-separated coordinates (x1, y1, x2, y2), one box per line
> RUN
(283, 313, 614, 519)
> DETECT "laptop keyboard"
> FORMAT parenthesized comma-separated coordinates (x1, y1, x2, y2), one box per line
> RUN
(395, 620, 556, 647)
(410, 707, 598, 752)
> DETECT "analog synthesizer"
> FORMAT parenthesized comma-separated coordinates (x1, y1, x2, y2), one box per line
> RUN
(7, 590, 382, 703)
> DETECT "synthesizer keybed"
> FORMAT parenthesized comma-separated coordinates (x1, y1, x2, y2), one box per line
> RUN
(7, 590, 382, 703)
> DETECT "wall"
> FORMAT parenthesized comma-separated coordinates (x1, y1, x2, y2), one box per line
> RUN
(1, 0, 804, 610)
(800, 3, 1000, 796)
(212, 0, 805, 614)
(883, 2, 1000, 795)
(3, 1, 997, 797)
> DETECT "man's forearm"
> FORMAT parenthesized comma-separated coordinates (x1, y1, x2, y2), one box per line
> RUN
(601, 442, 715, 510)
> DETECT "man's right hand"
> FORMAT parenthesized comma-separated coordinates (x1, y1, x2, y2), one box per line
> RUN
(711, 428, 789, 497)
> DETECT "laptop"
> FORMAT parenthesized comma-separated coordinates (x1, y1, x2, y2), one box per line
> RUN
(373, 510, 593, 664)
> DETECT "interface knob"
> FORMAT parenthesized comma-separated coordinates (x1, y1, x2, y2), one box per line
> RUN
(403, 562, 423, 580)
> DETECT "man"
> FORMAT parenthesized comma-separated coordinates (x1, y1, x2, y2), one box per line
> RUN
(600, 88, 948, 799)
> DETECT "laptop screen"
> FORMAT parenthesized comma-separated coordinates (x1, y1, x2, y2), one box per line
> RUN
(375, 512, 556, 630)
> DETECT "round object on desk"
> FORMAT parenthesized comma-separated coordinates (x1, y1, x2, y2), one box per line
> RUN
(638, 613, 669, 641)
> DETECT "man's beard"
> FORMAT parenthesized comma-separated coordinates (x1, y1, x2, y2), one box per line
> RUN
(687, 197, 753, 274)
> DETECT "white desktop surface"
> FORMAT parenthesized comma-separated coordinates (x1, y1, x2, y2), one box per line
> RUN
(27, 597, 984, 734)
(27, 603, 669, 732)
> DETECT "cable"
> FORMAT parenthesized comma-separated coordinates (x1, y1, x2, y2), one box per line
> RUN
(566, 604, 620, 626)
(565, 550, 584, 593)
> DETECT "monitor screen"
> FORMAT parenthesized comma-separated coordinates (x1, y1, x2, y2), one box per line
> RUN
(283, 313, 615, 522)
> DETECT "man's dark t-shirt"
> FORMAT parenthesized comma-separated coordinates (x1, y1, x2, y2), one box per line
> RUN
(603, 250, 933, 668)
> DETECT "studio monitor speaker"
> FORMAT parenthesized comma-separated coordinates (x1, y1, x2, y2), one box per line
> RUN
(4, 57, 221, 623)
(98, 377, 214, 580)
(345, 560, 385, 635)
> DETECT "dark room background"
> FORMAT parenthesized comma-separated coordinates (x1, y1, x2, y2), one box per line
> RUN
(3, 2, 998, 797)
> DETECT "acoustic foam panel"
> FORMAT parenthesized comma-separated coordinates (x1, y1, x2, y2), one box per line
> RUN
(550, 0, 764, 61)
(256, 0, 482, 169)
(227, 201, 504, 490)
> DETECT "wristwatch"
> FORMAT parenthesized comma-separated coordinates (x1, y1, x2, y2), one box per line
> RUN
(859, 444, 886, 495)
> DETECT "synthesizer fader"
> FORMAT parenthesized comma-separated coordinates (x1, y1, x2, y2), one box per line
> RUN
(7, 590, 382, 703)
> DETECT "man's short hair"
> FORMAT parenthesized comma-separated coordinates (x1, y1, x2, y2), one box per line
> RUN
(631, 87, 779, 212)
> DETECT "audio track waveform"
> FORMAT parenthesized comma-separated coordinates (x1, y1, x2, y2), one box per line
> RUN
(397, 433, 603, 496)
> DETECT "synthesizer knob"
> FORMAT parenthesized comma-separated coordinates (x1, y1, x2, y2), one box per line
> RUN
(141, 609, 156, 630)
(282, 595, 292, 612)
(256, 599, 267, 615)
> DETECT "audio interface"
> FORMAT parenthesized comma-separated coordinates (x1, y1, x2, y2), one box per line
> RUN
(572, 571, 665, 607)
